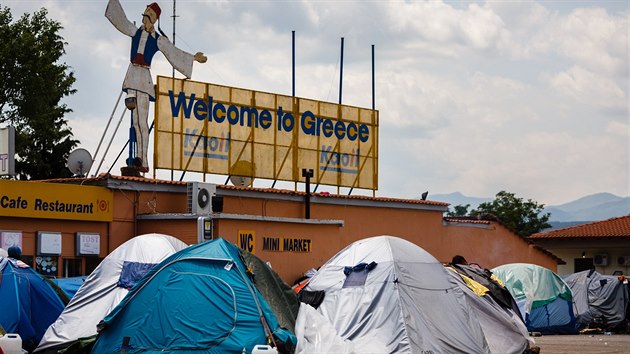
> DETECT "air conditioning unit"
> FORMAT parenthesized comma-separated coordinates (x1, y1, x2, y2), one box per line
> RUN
(617, 255, 630, 266)
(593, 254, 609, 267)
(187, 182, 216, 215)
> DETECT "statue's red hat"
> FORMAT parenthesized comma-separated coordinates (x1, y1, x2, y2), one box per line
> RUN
(147, 2, 161, 19)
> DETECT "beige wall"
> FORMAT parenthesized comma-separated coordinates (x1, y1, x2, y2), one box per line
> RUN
(442, 222, 558, 271)
(530, 242, 630, 276)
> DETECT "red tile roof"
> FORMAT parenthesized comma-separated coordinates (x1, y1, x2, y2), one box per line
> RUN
(529, 214, 630, 239)
(443, 217, 491, 225)
(42, 173, 449, 207)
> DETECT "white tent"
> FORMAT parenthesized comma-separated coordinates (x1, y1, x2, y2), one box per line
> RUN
(295, 236, 491, 354)
(36, 233, 188, 352)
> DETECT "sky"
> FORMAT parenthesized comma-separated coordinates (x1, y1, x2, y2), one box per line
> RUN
(3, 0, 629, 206)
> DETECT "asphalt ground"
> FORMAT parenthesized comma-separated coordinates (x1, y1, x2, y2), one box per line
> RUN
(532, 334, 630, 354)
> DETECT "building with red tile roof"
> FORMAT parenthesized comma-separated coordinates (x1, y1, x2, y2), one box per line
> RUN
(529, 214, 630, 275)
(0, 174, 562, 282)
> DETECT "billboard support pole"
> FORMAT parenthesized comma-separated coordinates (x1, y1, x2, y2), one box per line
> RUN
(339, 37, 344, 105)
(272, 30, 296, 190)
(372, 44, 375, 110)
(302, 168, 313, 219)
(315, 37, 344, 193)
(291, 30, 295, 97)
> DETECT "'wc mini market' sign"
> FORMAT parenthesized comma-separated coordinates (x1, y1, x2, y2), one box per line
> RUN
(154, 76, 379, 190)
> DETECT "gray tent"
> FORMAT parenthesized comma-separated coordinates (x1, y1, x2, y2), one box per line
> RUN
(446, 267, 533, 354)
(562, 269, 629, 330)
(295, 236, 491, 354)
(36, 233, 188, 352)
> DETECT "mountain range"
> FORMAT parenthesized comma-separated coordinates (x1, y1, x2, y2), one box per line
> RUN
(428, 192, 630, 225)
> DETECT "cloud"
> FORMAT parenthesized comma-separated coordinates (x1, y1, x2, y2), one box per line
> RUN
(534, 7, 628, 76)
(549, 65, 626, 111)
(3, 0, 628, 206)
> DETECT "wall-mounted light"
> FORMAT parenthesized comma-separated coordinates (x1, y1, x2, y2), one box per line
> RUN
(582, 251, 586, 258)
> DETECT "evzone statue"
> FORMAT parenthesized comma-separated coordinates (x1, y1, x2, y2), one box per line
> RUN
(105, 0, 207, 172)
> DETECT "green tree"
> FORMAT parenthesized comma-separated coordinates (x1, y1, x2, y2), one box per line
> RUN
(471, 191, 551, 237)
(0, 7, 78, 179)
(446, 204, 471, 217)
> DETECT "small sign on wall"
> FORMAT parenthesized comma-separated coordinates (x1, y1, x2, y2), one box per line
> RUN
(76, 232, 100, 256)
(0, 126, 15, 176)
(0, 230, 22, 250)
(37, 231, 62, 256)
(237, 230, 256, 254)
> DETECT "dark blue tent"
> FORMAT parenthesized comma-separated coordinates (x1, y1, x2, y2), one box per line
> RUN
(0, 257, 66, 352)
(91, 238, 296, 353)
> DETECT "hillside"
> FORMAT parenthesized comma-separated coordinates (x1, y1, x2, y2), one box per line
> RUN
(429, 192, 630, 222)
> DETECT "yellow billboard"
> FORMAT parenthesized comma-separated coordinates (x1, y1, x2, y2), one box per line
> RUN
(154, 76, 379, 190)
(0, 180, 113, 221)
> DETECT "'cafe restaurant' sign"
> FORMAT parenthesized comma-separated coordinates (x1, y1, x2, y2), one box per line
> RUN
(0, 180, 113, 222)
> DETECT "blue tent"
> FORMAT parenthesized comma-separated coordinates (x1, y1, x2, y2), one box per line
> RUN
(51, 276, 88, 300)
(91, 238, 296, 353)
(0, 257, 66, 352)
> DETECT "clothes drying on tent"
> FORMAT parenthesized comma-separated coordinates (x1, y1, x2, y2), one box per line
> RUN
(562, 269, 629, 330)
(450, 263, 524, 321)
(492, 263, 578, 334)
(90, 238, 297, 354)
(36, 233, 189, 353)
(0, 257, 67, 353)
(295, 236, 492, 354)
(446, 266, 533, 354)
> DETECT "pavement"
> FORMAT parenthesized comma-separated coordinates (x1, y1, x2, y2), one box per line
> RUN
(532, 334, 630, 354)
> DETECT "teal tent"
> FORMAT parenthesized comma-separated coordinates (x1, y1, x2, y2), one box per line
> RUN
(91, 238, 296, 353)
(492, 263, 577, 334)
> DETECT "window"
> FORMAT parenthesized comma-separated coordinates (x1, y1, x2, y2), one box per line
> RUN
(574, 258, 595, 273)
(85, 257, 103, 275)
(63, 258, 82, 277)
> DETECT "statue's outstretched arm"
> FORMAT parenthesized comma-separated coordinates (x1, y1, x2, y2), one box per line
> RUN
(158, 37, 207, 78)
(105, 0, 137, 37)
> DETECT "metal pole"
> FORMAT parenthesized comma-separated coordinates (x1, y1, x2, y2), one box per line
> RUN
(90, 91, 122, 176)
(98, 108, 127, 174)
(171, 0, 177, 181)
(108, 121, 155, 175)
(372, 44, 375, 110)
(291, 31, 295, 97)
(272, 30, 296, 189)
(302, 169, 313, 219)
(128, 109, 135, 166)
(315, 37, 344, 193)
(339, 37, 344, 105)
